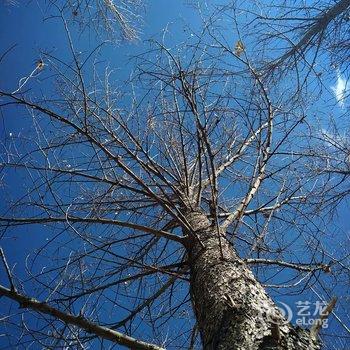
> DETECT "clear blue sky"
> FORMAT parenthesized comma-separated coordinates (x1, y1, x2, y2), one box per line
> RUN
(0, 1, 349, 349)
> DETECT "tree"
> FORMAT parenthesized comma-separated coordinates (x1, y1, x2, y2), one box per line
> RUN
(0, 1, 349, 349)
(4, 0, 142, 41)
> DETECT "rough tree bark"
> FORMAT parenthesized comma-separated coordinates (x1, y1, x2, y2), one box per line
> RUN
(185, 211, 320, 350)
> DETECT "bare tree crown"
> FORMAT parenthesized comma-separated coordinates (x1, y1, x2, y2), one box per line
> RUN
(0, 1, 349, 349)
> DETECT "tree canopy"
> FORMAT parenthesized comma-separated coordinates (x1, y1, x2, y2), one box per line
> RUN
(0, 1, 349, 349)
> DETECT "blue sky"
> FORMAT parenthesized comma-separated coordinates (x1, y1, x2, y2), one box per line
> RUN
(0, 2, 203, 348)
(0, 0, 204, 258)
(1, 1, 350, 349)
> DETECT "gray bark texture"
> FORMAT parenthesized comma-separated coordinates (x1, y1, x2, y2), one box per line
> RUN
(185, 211, 320, 350)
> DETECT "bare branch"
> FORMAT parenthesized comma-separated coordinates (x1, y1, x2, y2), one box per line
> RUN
(0, 216, 184, 243)
(0, 284, 164, 350)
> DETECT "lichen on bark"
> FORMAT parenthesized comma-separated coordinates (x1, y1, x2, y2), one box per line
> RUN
(184, 211, 320, 350)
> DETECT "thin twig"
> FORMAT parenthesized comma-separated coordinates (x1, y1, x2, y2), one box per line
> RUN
(0, 247, 16, 291)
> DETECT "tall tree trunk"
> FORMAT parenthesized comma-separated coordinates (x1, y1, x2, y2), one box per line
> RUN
(185, 211, 320, 350)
